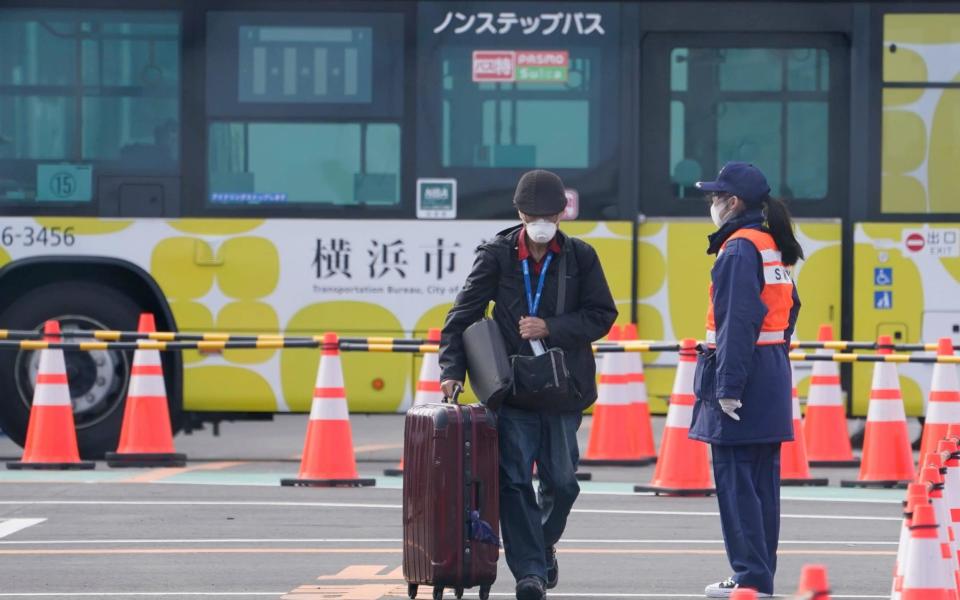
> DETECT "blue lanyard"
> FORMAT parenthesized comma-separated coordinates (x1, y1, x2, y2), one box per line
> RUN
(521, 253, 553, 317)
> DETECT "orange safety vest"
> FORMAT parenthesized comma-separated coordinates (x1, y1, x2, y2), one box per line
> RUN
(705, 228, 794, 347)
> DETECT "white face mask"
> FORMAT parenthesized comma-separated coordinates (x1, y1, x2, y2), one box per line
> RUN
(710, 200, 733, 228)
(525, 220, 558, 244)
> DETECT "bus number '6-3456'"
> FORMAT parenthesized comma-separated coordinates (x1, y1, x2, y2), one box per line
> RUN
(1, 226, 76, 248)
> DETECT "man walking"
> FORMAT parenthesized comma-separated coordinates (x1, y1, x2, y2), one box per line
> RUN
(439, 170, 618, 600)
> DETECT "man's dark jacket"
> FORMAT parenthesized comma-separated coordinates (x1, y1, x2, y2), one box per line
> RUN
(439, 225, 618, 412)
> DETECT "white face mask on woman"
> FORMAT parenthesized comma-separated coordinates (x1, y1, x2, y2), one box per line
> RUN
(710, 197, 736, 228)
(525, 220, 558, 244)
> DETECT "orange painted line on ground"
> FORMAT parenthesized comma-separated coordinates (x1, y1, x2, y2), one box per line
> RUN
(284, 584, 402, 599)
(119, 461, 246, 484)
(0, 547, 896, 557)
(317, 565, 404, 580)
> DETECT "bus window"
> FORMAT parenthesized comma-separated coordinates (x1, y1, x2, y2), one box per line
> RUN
(208, 122, 400, 206)
(669, 47, 831, 201)
(440, 49, 601, 169)
(205, 13, 404, 209)
(417, 3, 621, 220)
(882, 14, 960, 215)
(0, 10, 180, 204)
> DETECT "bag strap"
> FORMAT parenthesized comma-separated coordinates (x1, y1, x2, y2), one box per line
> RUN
(556, 248, 567, 315)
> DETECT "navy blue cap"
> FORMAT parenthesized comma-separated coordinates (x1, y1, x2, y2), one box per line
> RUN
(695, 162, 771, 206)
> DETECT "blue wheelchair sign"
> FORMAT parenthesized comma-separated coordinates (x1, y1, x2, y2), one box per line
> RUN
(874, 268, 893, 286)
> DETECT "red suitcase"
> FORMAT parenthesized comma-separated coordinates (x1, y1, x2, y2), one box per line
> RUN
(402, 391, 499, 600)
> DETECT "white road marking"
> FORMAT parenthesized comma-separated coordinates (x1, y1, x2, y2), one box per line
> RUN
(0, 594, 891, 599)
(0, 537, 898, 546)
(0, 501, 899, 521)
(0, 519, 45, 539)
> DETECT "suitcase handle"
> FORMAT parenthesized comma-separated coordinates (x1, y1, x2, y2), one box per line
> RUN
(443, 384, 463, 404)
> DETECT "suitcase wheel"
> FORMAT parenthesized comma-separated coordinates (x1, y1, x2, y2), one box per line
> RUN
(479, 584, 491, 600)
(432, 586, 444, 600)
(407, 584, 418, 599)
(454, 588, 464, 599)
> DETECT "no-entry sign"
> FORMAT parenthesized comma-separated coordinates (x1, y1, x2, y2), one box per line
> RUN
(905, 232, 925, 253)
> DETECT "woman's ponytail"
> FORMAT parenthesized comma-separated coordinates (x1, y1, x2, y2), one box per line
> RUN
(763, 197, 804, 266)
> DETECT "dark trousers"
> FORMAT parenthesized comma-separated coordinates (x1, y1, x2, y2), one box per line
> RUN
(498, 405, 582, 582)
(711, 443, 781, 595)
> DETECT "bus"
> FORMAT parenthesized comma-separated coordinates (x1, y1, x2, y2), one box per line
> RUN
(0, 1, 957, 457)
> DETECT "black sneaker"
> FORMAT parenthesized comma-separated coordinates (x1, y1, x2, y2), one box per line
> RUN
(516, 575, 546, 600)
(545, 546, 558, 589)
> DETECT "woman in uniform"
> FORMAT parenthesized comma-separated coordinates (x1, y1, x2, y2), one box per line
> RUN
(688, 162, 803, 598)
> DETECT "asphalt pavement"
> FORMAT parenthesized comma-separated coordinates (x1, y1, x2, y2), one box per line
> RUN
(0, 415, 904, 599)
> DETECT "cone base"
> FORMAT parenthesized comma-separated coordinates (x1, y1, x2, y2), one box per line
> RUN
(808, 458, 860, 468)
(634, 483, 715, 496)
(580, 456, 656, 467)
(281, 477, 376, 488)
(7, 461, 95, 470)
(839, 478, 908, 489)
(781, 477, 829, 487)
(383, 468, 403, 477)
(105, 452, 187, 468)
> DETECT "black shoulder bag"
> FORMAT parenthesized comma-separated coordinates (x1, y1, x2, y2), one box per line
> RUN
(507, 249, 580, 412)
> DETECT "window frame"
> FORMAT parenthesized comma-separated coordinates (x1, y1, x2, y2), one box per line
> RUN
(186, 5, 414, 219)
(639, 32, 850, 219)
(871, 7, 960, 220)
(415, 1, 623, 221)
(0, 6, 182, 216)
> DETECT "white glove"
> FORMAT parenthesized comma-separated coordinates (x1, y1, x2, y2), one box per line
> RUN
(719, 398, 742, 421)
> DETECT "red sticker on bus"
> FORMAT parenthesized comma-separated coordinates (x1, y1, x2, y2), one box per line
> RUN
(905, 232, 925, 253)
(472, 51, 515, 82)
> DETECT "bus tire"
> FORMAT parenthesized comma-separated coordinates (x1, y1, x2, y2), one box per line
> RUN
(0, 280, 181, 459)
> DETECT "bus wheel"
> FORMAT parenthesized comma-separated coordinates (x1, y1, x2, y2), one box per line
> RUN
(0, 281, 163, 459)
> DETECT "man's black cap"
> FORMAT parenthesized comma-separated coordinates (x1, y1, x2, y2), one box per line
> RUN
(513, 170, 567, 216)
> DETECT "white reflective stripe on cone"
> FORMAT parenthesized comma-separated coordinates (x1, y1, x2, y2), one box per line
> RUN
(866, 399, 908, 422)
(664, 403, 694, 429)
(926, 402, 960, 424)
(932, 359, 960, 392)
(871, 363, 901, 392)
(792, 393, 802, 420)
(807, 386, 843, 407)
(130, 374, 167, 397)
(134, 349, 163, 367)
(902, 536, 952, 592)
(596, 381, 632, 406)
(315, 356, 344, 388)
(672, 362, 696, 395)
(309, 398, 350, 421)
(32, 350, 71, 407)
(606, 352, 632, 376)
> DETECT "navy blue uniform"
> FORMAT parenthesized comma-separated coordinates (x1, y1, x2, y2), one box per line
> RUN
(689, 210, 801, 595)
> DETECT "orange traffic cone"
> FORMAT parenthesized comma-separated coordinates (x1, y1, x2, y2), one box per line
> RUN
(938, 439, 960, 575)
(7, 321, 94, 470)
(281, 333, 375, 487)
(901, 503, 956, 600)
(841, 336, 914, 487)
(919, 462, 960, 593)
(623, 323, 657, 463)
(893, 484, 932, 600)
(106, 313, 186, 467)
(583, 326, 652, 466)
(920, 338, 960, 463)
(385, 328, 442, 477)
(634, 339, 714, 496)
(796, 564, 832, 600)
(804, 324, 858, 467)
(782, 363, 828, 486)
(730, 589, 757, 600)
